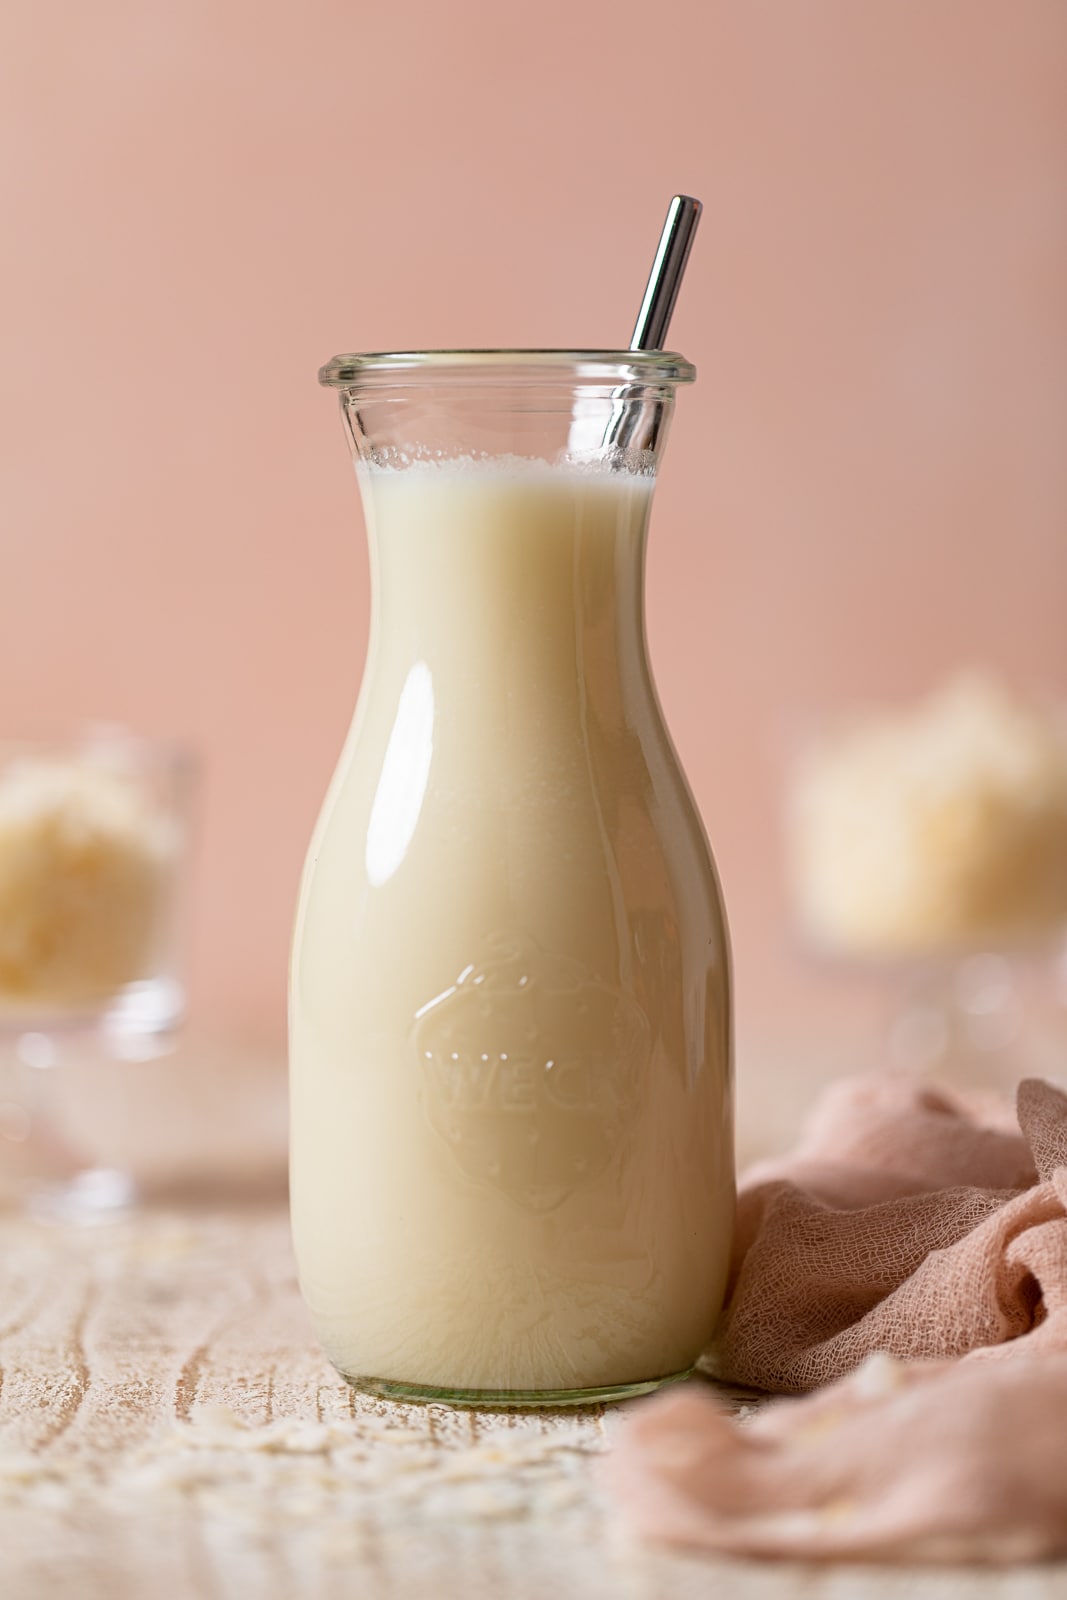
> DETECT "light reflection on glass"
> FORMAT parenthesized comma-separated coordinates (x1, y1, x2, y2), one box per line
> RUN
(365, 661, 434, 888)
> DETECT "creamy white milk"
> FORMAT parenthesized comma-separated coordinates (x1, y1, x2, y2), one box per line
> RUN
(290, 460, 733, 1397)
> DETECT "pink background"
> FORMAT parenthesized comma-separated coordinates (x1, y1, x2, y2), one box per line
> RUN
(3, 1, 1066, 1077)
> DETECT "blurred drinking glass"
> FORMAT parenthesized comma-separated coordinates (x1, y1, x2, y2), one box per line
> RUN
(0, 728, 193, 1221)
(784, 676, 1067, 1091)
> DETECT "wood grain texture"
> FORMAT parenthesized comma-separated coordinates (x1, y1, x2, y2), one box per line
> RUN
(0, 1204, 1063, 1600)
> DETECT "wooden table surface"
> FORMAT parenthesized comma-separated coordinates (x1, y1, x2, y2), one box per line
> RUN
(0, 1201, 1063, 1600)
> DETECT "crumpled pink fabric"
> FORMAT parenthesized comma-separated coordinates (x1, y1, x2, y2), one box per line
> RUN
(606, 1075, 1067, 1563)
(716, 1074, 1067, 1391)
(605, 1351, 1067, 1562)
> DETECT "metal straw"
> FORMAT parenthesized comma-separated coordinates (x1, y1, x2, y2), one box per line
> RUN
(630, 195, 702, 351)
(598, 195, 702, 457)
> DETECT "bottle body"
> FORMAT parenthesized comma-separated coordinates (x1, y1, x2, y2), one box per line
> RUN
(291, 355, 733, 1404)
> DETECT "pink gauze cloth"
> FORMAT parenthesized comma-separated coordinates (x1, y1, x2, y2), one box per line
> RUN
(606, 1074, 1067, 1563)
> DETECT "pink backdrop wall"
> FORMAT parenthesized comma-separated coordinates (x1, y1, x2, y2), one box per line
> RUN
(3, 1, 1066, 1068)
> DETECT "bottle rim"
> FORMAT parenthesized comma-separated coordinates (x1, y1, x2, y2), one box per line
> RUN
(318, 350, 696, 388)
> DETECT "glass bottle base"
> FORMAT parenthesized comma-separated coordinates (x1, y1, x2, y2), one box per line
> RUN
(344, 1367, 693, 1409)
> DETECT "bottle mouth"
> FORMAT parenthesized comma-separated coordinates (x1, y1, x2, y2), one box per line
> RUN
(318, 350, 696, 388)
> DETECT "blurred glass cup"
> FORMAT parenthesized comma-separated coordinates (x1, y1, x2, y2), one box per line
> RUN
(0, 728, 193, 1221)
(783, 676, 1067, 1091)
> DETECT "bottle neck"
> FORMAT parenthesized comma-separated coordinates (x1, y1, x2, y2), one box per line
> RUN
(361, 458, 651, 661)
(355, 461, 658, 757)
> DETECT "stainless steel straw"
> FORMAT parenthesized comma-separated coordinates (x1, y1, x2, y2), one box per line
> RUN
(601, 194, 702, 455)
(630, 195, 702, 351)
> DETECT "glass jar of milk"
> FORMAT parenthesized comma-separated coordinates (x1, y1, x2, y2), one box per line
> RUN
(291, 351, 733, 1406)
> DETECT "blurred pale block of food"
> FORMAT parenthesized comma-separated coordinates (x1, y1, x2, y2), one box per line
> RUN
(0, 753, 179, 1011)
(787, 675, 1067, 959)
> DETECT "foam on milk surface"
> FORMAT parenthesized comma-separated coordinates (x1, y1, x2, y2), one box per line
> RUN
(358, 452, 657, 480)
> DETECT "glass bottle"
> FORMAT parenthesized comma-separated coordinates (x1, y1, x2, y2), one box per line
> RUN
(291, 351, 733, 1406)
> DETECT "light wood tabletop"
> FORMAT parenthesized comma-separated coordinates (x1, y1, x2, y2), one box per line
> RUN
(0, 1200, 1064, 1600)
